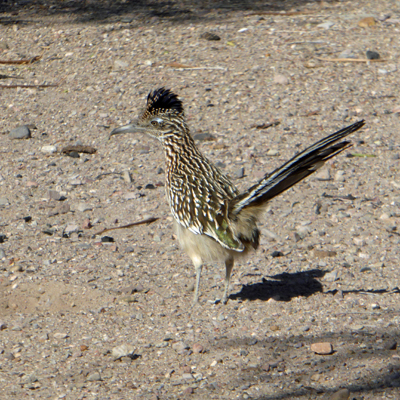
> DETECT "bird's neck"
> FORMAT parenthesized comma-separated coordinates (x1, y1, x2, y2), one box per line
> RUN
(163, 129, 202, 168)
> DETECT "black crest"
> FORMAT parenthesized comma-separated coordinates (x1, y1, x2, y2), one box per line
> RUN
(143, 87, 184, 118)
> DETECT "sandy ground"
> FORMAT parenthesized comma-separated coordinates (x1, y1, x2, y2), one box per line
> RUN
(0, 1, 400, 399)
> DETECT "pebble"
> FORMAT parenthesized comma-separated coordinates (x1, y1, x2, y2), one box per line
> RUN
(172, 342, 189, 352)
(112, 344, 136, 360)
(9, 125, 31, 139)
(41, 145, 57, 154)
(50, 203, 70, 216)
(315, 168, 331, 181)
(74, 203, 92, 212)
(330, 388, 350, 400)
(86, 371, 102, 381)
(0, 248, 5, 258)
(193, 132, 216, 141)
(313, 249, 337, 258)
(200, 32, 221, 41)
(114, 60, 129, 69)
(296, 226, 310, 239)
(192, 343, 204, 354)
(54, 332, 69, 339)
(358, 17, 376, 27)
(317, 21, 334, 29)
(234, 167, 245, 178)
(353, 237, 366, 246)
(273, 74, 288, 85)
(266, 149, 279, 156)
(334, 170, 345, 182)
(65, 224, 79, 235)
(338, 49, 357, 59)
(122, 170, 133, 183)
(48, 190, 63, 201)
(0, 197, 10, 206)
(310, 342, 333, 355)
(366, 50, 380, 60)
(323, 270, 338, 282)
(82, 218, 92, 229)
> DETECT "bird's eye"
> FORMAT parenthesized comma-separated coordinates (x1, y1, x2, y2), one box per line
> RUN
(151, 120, 158, 126)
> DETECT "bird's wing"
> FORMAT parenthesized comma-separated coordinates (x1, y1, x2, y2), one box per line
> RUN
(168, 170, 245, 251)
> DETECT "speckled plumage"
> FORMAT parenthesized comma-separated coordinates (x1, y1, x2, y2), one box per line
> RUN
(111, 88, 365, 304)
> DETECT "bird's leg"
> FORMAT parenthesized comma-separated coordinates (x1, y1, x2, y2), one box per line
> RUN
(222, 258, 234, 304)
(191, 256, 203, 305)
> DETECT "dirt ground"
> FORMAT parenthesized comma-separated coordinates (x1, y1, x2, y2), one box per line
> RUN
(0, 0, 399, 399)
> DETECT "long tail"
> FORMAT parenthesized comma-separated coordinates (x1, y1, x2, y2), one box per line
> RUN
(230, 120, 365, 214)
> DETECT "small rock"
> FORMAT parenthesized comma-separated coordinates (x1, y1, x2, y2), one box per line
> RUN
(273, 74, 288, 85)
(82, 218, 92, 229)
(271, 250, 283, 258)
(358, 17, 376, 27)
(114, 60, 129, 69)
(193, 132, 216, 141)
(9, 125, 31, 139)
(310, 342, 333, 355)
(317, 21, 334, 29)
(353, 237, 366, 246)
(315, 168, 331, 181)
(192, 343, 204, 354)
(52, 203, 70, 216)
(172, 342, 189, 352)
(366, 50, 380, 60)
(182, 387, 194, 395)
(122, 170, 132, 183)
(112, 344, 136, 360)
(323, 270, 338, 282)
(86, 371, 102, 381)
(266, 149, 279, 156)
(384, 341, 397, 350)
(0, 248, 5, 258)
(200, 32, 220, 41)
(0, 322, 7, 330)
(101, 236, 114, 243)
(330, 388, 350, 400)
(41, 145, 57, 154)
(234, 167, 245, 178)
(338, 49, 357, 59)
(270, 325, 280, 331)
(145, 183, 156, 190)
(48, 190, 63, 201)
(64, 224, 79, 235)
(210, 360, 218, 367)
(75, 203, 92, 212)
(296, 226, 310, 239)
(334, 170, 345, 182)
(313, 249, 337, 258)
(0, 197, 10, 207)
(54, 332, 69, 339)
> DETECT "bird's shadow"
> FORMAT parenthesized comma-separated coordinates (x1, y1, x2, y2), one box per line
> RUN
(230, 269, 327, 302)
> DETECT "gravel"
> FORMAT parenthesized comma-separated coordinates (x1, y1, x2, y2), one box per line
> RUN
(0, 1, 399, 399)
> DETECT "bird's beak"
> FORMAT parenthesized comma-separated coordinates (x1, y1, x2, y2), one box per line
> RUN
(109, 123, 145, 139)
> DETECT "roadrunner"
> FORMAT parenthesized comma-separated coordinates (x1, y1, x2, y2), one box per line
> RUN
(110, 87, 365, 304)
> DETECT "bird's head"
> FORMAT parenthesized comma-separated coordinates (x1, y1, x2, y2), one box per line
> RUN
(109, 87, 185, 142)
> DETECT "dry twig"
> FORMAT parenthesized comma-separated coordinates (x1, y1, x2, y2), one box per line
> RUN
(93, 217, 159, 237)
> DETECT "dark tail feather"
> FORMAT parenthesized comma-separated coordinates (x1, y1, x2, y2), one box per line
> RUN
(230, 120, 365, 214)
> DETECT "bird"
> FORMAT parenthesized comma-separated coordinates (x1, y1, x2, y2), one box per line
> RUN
(110, 87, 365, 305)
